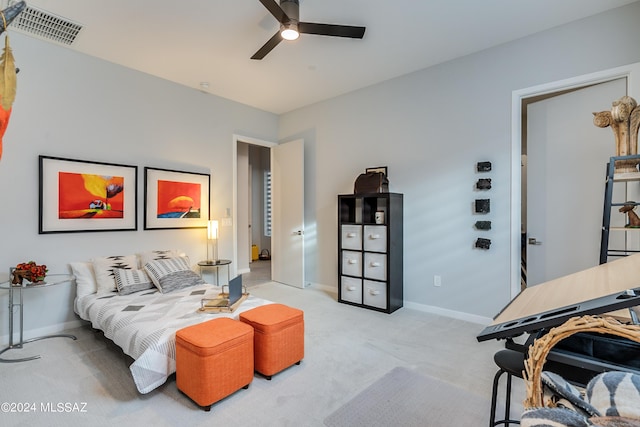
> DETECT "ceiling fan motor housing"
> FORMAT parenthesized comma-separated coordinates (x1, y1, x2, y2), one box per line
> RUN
(280, 0, 299, 23)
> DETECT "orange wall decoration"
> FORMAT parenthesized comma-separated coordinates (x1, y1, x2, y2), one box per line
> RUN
(157, 180, 201, 218)
(58, 172, 125, 219)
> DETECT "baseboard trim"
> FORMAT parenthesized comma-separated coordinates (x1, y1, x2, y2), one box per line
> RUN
(0, 319, 85, 347)
(313, 283, 492, 325)
(308, 282, 336, 294)
(403, 301, 492, 325)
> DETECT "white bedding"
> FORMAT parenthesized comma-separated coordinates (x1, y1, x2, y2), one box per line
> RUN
(74, 284, 271, 394)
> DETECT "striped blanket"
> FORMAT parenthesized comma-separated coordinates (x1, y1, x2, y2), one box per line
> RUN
(75, 284, 270, 394)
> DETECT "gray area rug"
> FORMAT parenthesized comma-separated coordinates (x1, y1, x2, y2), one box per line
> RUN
(324, 366, 490, 427)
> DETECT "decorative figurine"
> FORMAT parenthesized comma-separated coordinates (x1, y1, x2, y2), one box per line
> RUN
(593, 95, 640, 173)
(619, 202, 640, 228)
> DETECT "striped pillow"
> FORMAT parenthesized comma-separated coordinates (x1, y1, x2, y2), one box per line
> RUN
(92, 254, 138, 295)
(144, 257, 204, 293)
(137, 249, 182, 268)
(113, 268, 155, 295)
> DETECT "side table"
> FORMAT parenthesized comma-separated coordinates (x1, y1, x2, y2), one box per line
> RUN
(197, 260, 232, 287)
(0, 273, 77, 363)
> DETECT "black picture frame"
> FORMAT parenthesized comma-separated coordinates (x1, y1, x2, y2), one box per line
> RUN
(144, 167, 210, 230)
(39, 155, 138, 234)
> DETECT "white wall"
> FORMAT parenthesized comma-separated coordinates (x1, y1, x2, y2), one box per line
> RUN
(0, 33, 277, 341)
(279, 2, 640, 319)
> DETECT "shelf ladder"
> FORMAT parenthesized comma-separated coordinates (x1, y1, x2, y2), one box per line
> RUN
(599, 154, 640, 264)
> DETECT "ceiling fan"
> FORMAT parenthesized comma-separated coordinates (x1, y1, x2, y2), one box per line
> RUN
(252, 0, 366, 60)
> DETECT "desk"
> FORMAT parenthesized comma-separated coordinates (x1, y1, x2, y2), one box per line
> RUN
(0, 274, 77, 363)
(477, 255, 640, 393)
(198, 260, 231, 286)
(492, 253, 640, 326)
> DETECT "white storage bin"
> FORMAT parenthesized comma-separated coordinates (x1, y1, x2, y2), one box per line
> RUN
(363, 280, 387, 310)
(340, 276, 362, 304)
(363, 225, 387, 252)
(341, 251, 362, 277)
(364, 252, 387, 281)
(341, 225, 362, 250)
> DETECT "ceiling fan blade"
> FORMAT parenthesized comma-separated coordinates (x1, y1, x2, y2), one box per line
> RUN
(251, 31, 284, 60)
(298, 22, 366, 39)
(258, 0, 289, 24)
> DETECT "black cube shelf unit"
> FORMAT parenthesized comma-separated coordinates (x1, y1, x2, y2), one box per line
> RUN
(338, 193, 403, 313)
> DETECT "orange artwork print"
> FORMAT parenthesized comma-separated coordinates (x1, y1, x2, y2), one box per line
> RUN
(58, 172, 125, 219)
(157, 180, 201, 219)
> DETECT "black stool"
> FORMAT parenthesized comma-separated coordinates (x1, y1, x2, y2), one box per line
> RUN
(490, 349, 524, 426)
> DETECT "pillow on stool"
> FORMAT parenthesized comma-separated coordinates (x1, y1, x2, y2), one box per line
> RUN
(541, 371, 600, 417)
(521, 407, 593, 427)
(586, 372, 640, 420)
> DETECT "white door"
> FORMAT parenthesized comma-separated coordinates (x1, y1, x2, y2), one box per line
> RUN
(236, 143, 251, 273)
(526, 78, 626, 286)
(271, 139, 305, 288)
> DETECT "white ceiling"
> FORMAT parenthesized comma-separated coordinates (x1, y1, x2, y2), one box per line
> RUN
(10, 0, 639, 114)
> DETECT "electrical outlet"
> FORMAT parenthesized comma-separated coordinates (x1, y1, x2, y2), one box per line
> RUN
(434, 275, 441, 287)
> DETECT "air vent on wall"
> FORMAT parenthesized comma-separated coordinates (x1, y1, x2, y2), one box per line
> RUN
(7, 1, 82, 45)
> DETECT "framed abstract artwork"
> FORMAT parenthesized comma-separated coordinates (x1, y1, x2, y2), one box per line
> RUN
(39, 155, 138, 234)
(144, 167, 210, 230)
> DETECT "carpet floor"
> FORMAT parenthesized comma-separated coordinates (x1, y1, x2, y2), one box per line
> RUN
(324, 366, 490, 427)
(0, 281, 517, 426)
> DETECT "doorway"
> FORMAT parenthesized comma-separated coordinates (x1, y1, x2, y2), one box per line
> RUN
(511, 63, 640, 298)
(237, 140, 272, 286)
(522, 78, 626, 287)
(232, 135, 306, 289)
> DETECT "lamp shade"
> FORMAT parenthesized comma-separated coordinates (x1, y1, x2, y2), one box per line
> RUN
(207, 220, 218, 240)
(206, 220, 219, 263)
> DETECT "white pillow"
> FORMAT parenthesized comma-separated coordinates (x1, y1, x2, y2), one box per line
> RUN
(137, 250, 182, 268)
(113, 268, 155, 295)
(92, 255, 138, 295)
(144, 256, 204, 293)
(70, 261, 97, 298)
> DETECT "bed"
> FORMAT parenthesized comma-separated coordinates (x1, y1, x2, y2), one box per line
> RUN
(71, 252, 272, 394)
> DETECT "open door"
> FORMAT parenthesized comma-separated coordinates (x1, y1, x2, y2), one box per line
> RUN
(271, 139, 305, 288)
(525, 79, 626, 286)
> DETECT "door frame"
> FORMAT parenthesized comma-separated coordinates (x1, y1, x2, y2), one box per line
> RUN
(510, 63, 640, 299)
(232, 134, 277, 276)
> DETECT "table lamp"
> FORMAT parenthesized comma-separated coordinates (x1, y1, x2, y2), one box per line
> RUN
(206, 220, 219, 264)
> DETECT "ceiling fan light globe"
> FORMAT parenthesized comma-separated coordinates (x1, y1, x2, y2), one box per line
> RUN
(281, 24, 299, 40)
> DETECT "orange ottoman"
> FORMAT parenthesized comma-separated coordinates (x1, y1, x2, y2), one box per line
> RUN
(175, 318, 254, 411)
(239, 303, 304, 380)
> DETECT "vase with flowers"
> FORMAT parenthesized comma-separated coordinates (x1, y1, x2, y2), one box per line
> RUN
(11, 261, 47, 285)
